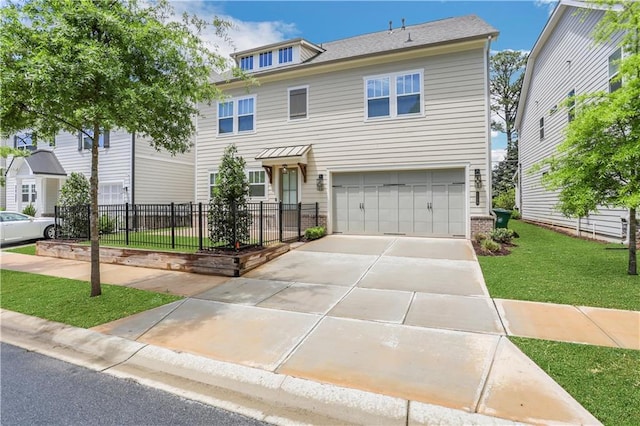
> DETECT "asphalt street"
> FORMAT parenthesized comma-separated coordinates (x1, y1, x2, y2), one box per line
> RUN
(0, 343, 267, 426)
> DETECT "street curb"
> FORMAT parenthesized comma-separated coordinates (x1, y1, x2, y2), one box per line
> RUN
(0, 309, 523, 425)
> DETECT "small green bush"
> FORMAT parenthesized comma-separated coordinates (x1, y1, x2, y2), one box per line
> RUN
(511, 209, 521, 220)
(474, 232, 488, 243)
(490, 228, 515, 244)
(304, 226, 326, 240)
(480, 238, 501, 253)
(99, 214, 116, 234)
(493, 188, 515, 210)
(22, 203, 36, 216)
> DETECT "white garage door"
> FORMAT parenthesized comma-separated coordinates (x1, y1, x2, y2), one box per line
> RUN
(332, 169, 466, 237)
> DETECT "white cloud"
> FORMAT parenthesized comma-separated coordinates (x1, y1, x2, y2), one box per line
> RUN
(492, 149, 506, 168)
(534, 0, 558, 15)
(491, 130, 499, 138)
(168, 1, 299, 67)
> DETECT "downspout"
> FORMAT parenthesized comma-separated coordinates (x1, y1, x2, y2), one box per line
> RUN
(484, 35, 493, 213)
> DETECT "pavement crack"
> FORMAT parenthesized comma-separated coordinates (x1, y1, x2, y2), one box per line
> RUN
(134, 298, 188, 341)
(101, 343, 149, 372)
(473, 335, 502, 414)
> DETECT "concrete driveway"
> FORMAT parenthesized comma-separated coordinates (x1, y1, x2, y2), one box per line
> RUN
(93, 235, 599, 424)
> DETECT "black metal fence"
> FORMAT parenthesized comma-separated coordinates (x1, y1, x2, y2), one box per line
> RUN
(54, 202, 320, 251)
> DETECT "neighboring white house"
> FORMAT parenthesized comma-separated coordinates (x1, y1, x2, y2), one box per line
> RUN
(196, 15, 499, 239)
(516, 0, 633, 242)
(3, 129, 195, 216)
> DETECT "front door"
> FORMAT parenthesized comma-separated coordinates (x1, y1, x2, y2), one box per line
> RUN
(280, 168, 298, 230)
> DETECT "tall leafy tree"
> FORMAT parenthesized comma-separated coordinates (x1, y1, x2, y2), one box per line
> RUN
(490, 50, 528, 199)
(1, 0, 232, 296)
(538, 0, 640, 275)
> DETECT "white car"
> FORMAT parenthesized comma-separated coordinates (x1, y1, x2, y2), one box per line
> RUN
(0, 211, 56, 245)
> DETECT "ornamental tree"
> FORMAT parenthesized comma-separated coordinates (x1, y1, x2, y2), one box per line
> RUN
(1, 0, 233, 296)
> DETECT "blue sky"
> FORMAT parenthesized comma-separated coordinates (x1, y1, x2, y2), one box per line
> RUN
(172, 0, 557, 161)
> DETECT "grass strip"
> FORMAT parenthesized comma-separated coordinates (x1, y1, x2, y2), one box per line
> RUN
(511, 337, 640, 426)
(479, 220, 639, 310)
(5, 245, 36, 255)
(0, 269, 182, 328)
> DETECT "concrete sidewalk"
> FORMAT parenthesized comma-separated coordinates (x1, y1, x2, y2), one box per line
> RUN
(1, 239, 638, 425)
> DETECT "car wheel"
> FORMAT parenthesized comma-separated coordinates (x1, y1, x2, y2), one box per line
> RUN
(44, 225, 56, 239)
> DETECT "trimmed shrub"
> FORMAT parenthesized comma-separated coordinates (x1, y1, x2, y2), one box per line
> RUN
(99, 214, 116, 234)
(474, 232, 488, 243)
(304, 226, 326, 240)
(58, 172, 90, 238)
(22, 203, 36, 216)
(490, 228, 515, 244)
(493, 188, 515, 210)
(511, 209, 522, 220)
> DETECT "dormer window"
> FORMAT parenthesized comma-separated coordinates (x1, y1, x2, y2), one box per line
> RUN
(259, 51, 273, 68)
(240, 55, 253, 71)
(279, 47, 293, 64)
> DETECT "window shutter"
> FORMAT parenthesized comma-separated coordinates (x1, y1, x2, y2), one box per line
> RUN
(289, 88, 307, 119)
(103, 130, 110, 148)
(78, 132, 83, 151)
(13, 135, 17, 148)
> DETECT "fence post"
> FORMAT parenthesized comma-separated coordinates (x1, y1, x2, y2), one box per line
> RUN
(198, 202, 203, 251)
(297, 202, 302, 241)
(315, 202, 319, 227)
(259, 201, 264, 247)
(125, 203, 130, 245)
(54, 205, 58, 238)
(170, 202, 176, 249)
(232, 201, 237, 249)
(279, 201, 283, 242)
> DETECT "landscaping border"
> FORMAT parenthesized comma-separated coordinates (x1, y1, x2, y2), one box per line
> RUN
(36, 240, 289, 277)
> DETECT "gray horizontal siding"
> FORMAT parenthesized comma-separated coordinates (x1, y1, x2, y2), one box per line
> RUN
(519, 6, 626, 239)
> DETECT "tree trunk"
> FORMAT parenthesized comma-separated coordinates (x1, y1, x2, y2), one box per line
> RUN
(629, 207, 637, 276)
(90, 123, 102, 296)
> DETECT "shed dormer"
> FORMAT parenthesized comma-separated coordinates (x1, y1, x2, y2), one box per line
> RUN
(231, 38, 325, 72)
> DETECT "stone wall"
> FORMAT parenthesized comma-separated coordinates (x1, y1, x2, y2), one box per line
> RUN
(471, 215, 495, 237)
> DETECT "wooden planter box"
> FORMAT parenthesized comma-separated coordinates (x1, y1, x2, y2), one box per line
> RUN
(36, 240, 289, 277)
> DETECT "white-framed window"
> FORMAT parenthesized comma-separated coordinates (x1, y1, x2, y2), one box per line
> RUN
(217, 96, 256, 135)
(21, 184, 36, 203)
(209, 172, 218, 198)
(98, 182, 124, 205)
(79, 128, 109, 150)
(364, 70, 423, 119)
(278, 47, 293, 64)
(608, 48, 622, 93)
(259, 51, 273, 68)
(240, 55, 253, 71)
(288, 86, 308, 120)
(567, 89, 576, 122)
(248, 170, 267, 198)
(14, 132, 35, 151)
(539, 117, 545, 140)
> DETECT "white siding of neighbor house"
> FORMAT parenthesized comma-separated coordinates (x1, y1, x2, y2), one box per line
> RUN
(196, 44, 491, 224)
(519, 6, 627, 239)
(133, 136, 196, 204)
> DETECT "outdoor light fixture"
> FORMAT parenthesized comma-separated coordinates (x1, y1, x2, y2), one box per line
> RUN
(474, 169, 482, 206)
(316, 174, 324, 191)
(282, 164, 288, 173)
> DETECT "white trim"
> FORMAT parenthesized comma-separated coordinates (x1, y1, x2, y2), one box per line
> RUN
(216, 95, 257, 136)
(135, 154, 194, 166)
(287, 85, 310, 122)
(484, 35, 493, 214)
(363, 69, 425, 121)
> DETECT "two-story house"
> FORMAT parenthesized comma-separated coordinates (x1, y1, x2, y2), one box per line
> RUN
(3, 129, 195, 216)
(196, 15, 499, 239)
(516, 0, 632, 241)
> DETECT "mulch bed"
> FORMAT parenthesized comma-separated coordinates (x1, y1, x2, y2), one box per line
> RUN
(472, 240, 516, 256)
(198, 245, 266, 256)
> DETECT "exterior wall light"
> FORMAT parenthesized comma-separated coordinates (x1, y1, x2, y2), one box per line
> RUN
(316, 174, 324, 191)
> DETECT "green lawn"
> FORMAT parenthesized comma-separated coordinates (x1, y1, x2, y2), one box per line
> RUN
(0, 269, 182, 328)
(479, 220, 639, 310)
(511, 337, 640, 426)
(5, 244, 36, 255)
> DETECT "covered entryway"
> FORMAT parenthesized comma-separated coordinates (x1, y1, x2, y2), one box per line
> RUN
(332, 169, 466, 237)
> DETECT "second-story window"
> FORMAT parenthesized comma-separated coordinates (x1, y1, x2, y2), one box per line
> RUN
(539, 117, 545, 140)
(259, 51, 273, 68)
(608, 48, 621, 93)
(79, 128, 109, 150)
(14, 132, 35, 151)
(278, 47, 293, 64)
(217, 96, 256, 135)
(288, 86, 308, 120)
(365, 70, 423, 119)
(240, 55, 254, 71)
